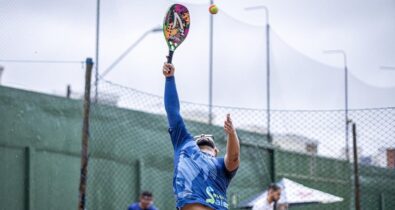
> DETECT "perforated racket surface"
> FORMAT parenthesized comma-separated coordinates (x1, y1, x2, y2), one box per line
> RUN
(163, 4, 190, 63)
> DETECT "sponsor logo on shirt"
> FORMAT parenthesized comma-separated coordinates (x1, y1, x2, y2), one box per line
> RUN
(205, 186, 228, 208)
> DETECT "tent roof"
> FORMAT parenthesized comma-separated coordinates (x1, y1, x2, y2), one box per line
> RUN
(238, 178, 343, 208)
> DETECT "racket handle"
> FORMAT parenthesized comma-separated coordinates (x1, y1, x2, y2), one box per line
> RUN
(167, 50, 174, 64)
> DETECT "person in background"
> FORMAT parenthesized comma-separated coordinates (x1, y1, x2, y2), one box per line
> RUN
(128, 191, 159, 210)
(252, 184, 282, 210)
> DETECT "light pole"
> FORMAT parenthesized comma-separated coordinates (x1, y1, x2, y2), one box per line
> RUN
(245, 5, 271, 142)
(95, 0, 101, 103)
(324, 50, 354, 210)
(323, 50, 350, 162)
(99, 26, 162, 78)
(208, 0, 214, 125)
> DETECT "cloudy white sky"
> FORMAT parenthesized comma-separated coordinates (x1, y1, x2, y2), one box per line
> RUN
(1, 0, 394, 110)
(0, 0, 394, 157)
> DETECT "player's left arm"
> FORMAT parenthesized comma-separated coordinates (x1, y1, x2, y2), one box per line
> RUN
(224, 114, 240, 172)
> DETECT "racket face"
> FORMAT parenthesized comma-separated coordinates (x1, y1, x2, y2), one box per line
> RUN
(163, 4, 190, 51)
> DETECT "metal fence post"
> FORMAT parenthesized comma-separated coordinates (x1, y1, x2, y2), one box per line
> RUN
(352, 122, 361, 210)
(78, 58, 94, 210)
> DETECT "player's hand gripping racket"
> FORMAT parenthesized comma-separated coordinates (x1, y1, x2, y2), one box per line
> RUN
(163, 4, 190, 64)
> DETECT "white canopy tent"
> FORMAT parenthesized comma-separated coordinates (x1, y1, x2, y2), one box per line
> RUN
(238, 178, 343, 209)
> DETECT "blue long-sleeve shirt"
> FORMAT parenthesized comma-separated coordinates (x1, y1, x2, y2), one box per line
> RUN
(127, 203, 158, 210)
(164, 76, 237, 210)
(164, 76, 184, 129)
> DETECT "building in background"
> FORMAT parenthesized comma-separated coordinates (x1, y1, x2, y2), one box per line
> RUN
(371, 147, 395, 168)
(340, 146, 363, 161)
(372, 147, 387, 168)
(272, 134, 319, 155)
(239, 124, 267, 135)
(360, 156, 373, 165)
(386, 148, 395, 169)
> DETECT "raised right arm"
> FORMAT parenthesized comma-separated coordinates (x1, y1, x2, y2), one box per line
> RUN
(163, 63, 194, 149)
(163, 63, 184, 128)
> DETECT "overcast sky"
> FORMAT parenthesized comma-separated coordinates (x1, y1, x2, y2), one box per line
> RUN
(101, 0, 395, 110)
(0, 0, 394, 110)
(0, 0, 394, 157)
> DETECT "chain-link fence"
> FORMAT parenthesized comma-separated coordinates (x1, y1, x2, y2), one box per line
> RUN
(0, 84, 85, 210)
(87, 79, 395, 210)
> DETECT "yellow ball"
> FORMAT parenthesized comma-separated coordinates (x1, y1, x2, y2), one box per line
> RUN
(209, 5, 218, 15)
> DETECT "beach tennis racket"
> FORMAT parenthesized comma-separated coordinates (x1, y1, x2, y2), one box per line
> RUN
(163, 4, 190, 64)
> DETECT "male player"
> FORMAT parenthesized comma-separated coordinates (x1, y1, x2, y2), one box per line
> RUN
(252, 184, 282, 210)
(163, 63, 240, 210)
(127, 191, 159, 210)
